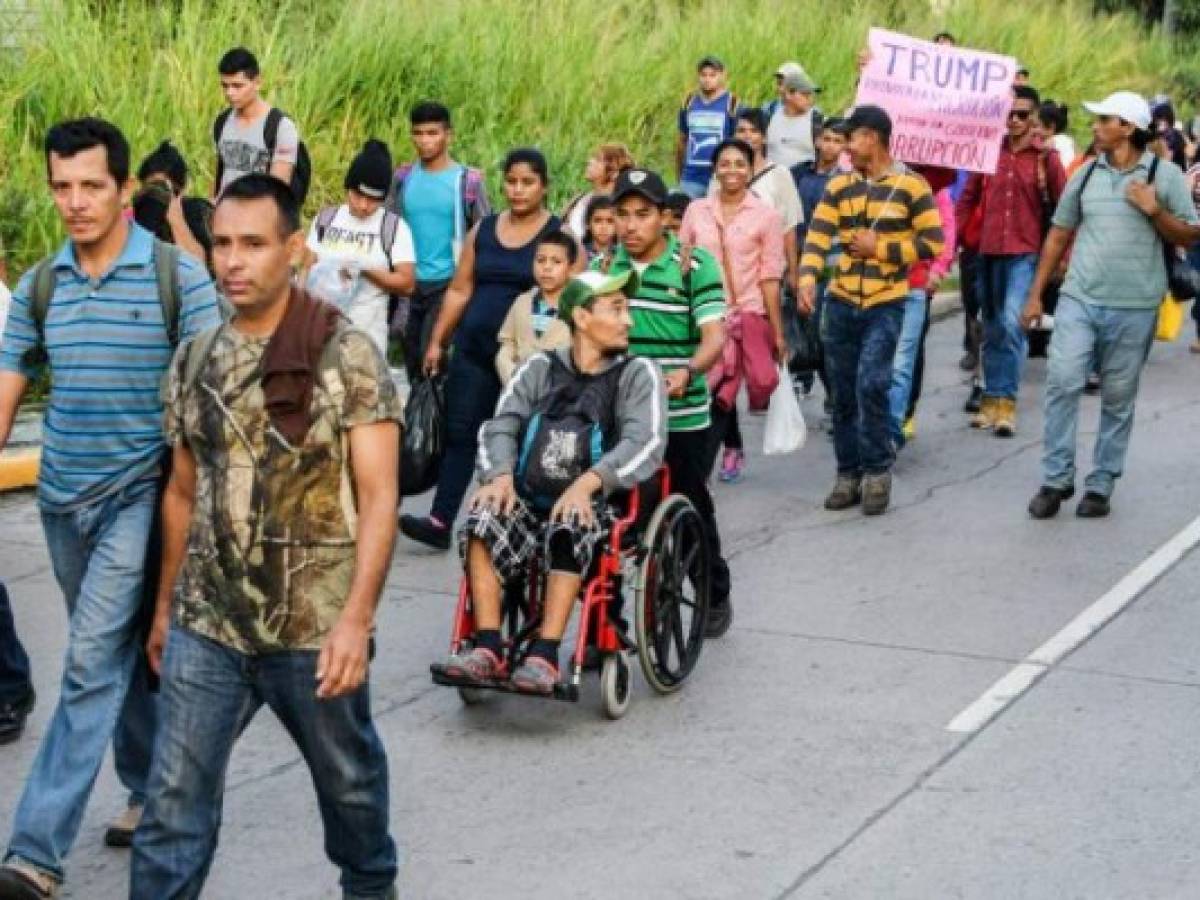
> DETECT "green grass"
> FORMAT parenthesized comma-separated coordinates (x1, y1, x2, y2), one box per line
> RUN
(0, 0, 1192, 272)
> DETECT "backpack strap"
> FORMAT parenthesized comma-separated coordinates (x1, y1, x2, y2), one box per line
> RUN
(263, 107, 284, 159)
(181, 324, 224, 398)
(212, 108, 233, 192)
(21, 257, 58, 367)
(315, 206, 338, 242)
(380, 211, 400, 272)
(152, 241, 183, 347)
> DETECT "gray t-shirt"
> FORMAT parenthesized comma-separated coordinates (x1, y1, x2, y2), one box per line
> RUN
(766, 109, 816, 170)
(216, 108, 300, 195)
(1054, 150, 1199, 310)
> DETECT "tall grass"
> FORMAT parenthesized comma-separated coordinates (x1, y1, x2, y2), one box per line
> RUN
(0, 0, 1190, 270)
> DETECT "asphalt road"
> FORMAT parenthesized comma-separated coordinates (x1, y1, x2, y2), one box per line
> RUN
(2, 308, 1199, 899)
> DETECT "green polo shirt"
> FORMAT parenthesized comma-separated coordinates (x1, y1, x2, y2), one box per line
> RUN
(1054, 150, 1199, 310)
(600, 234, 725, 432)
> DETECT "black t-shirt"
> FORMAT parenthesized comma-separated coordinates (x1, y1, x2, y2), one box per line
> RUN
(132, 187, 214, 270)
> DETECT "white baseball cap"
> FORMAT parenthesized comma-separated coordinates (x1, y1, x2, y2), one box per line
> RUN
(1083, 91, 1152, 130)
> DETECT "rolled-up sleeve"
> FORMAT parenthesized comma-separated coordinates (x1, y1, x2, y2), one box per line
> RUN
(0, 271, 41, 379)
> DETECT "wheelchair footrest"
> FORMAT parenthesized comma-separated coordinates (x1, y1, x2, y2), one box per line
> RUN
(430, 663, 580, 703)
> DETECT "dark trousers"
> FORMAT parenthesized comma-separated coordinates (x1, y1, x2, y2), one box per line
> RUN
(665, 427, 731, 606)
(0, 583, 31, 703)
(960, 249, 982, 352)
(401, 279, 451, 385)
(822, 299, 904, 476)
(430, 352, 502, 526)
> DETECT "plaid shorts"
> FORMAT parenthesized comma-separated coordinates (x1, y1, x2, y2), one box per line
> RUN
(458, 498, 615, 581)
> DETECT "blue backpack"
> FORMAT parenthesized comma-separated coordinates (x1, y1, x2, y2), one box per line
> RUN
(515, 354, 630, 510)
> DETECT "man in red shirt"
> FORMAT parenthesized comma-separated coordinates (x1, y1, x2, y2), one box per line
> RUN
(956, 85, 1065, 436)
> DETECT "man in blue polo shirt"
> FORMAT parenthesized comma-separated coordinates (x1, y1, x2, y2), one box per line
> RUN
(0, 118, 220, 900)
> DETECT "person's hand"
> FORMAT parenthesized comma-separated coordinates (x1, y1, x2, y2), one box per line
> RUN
(797, 282, 817, 316)
(422, 343, 445, 377)
(315, 614, 372, 699)
(848, 229, 878, 260)
(1019, 292, 1044, 331)
(664, 368, 691, 399)
(550, 473, 600, 527)
(470, 474, 517, 517)
(165, 190, 186, 226)
(146, 609, 170, 676)
(1126, 180, 1160, 218)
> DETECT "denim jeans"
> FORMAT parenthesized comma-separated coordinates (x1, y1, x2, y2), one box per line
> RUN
(978, 253, 1037, 400)
(1041, 295, 1157, 498)
(888, 289, 929, 444)
(5, 479, 158, 881)
(821, 298, 905, 476)
(430, 352, 502, 526)
(0, 582, 32, 703)
(131, 628, 397, 900)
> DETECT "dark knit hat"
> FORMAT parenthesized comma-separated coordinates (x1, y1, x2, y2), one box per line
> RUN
(344, 139, 393, 199)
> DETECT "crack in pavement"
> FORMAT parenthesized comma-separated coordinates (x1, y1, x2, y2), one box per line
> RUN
(739, 625, 1023, 667)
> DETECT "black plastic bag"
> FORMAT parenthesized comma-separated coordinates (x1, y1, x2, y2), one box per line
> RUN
(783, 302, 823, 375)
(401, 375, 446, 497)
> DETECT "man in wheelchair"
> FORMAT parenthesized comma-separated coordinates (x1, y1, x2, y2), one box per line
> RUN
(441, 270, 667, 694)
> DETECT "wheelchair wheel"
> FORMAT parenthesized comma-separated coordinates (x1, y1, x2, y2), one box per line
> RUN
(634, 494, 710, 694)
(600, 652, 632, 719)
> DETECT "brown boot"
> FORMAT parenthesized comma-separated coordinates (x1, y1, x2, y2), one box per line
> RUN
(993, 398, 1017, 437)
(823, 475, 862, 510)
(969, 396, 997, 430)
(861, 471, 892, 516)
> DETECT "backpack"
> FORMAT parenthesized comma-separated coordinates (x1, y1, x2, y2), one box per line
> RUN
(23, 240, 182, 369)
(213, 106, 312, 205)
(515, 353, 630, 510)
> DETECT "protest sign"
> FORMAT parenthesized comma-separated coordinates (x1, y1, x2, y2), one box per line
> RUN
(853, 28, 1017, 174)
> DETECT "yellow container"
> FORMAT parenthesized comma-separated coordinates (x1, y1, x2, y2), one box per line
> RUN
(0, 449, 40, 492)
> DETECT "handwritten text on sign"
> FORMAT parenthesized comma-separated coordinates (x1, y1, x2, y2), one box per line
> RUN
(854, 28, 1017, 174)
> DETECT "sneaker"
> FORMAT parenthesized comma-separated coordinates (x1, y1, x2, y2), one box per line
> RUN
(823, 475, 862, 510)
(969, 396, 996, 429)
(1076, 491, 1111, 518)
(511, 657, 559, 695)
(704, 597, 734, 639)
(442, 646, 505, 684)
(103, 803, 143, 848)
(0, 861, 58, 899)
(958, 348, 978, 371)
(992, 398, 1017, 438)
(0, 688, 35, 746)
(718, 449, 745, 484)
(901, 417, 916, 442)
(399, 514, 451, 551)
(1028, 485, 1074, 519)
(861, 471, 892, 516)
(1084, 372, 1101, 394)
(963, 379, 984, 414)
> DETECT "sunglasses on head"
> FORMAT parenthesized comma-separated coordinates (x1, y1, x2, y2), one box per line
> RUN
(1008, 109, 1032, 121)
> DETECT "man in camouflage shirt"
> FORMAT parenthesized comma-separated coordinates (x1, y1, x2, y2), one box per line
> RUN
(130, 176, 403, 900)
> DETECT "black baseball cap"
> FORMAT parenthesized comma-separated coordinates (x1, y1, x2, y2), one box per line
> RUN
(611, 168, 669, 208)
(846, 104, 893, 141)
(697, 54, 725, 71)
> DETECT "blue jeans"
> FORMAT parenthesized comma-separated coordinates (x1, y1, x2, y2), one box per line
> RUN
(888, 289, 929, 444)
(430, 352, 502, 526)
(1041, 295, 1157, 498)
(678, 176, 711, 200)
(978, 253, 1037, 400)
(0, 582, 31, 703)
(6, 479, 158, 881)
(132, 628, 397, 900)
(821, 298, 905, 476)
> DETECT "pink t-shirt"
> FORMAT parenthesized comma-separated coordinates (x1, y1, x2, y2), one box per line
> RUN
(679, 192, 785, 316)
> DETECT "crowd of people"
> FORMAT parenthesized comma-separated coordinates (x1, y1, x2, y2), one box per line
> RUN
(0, 33, 1198, 899)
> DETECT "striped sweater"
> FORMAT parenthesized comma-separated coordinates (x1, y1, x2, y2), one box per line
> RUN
(798, 164, 944, 308)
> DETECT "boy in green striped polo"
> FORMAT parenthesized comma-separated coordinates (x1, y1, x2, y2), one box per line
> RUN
(601, 168, 734, 637)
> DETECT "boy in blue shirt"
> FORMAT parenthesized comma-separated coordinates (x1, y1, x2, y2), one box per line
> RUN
(675, 56, 739, 199)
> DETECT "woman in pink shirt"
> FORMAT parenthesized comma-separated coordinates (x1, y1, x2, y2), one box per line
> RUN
(680, 139, 786, 483)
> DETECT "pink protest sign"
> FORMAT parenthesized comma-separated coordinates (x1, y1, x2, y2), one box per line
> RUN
(853, 28, 1017, 174)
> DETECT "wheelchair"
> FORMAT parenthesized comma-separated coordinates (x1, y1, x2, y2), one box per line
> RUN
(430, 467, 711, 719)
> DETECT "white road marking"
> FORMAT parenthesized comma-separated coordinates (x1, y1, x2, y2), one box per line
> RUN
(946, 513, 1200, 734)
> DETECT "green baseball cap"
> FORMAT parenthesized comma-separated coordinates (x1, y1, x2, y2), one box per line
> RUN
(557, 269, 640, 326)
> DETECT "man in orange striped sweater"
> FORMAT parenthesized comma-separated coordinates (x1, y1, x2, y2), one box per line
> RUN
(798, 105, 944, 516)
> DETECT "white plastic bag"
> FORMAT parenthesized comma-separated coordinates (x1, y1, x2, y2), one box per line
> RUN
(305, 258, 359, 312)
(763, 365, 806, 455)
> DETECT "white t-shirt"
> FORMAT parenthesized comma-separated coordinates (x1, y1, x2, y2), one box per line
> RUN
(306, 205, 415, 354)
(766, 109, 816, 170)
(1051, 133, 1077, 170)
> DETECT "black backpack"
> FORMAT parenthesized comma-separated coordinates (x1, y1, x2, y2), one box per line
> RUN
(213, 106, 312, 205)
(515, 354, 630, 510)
